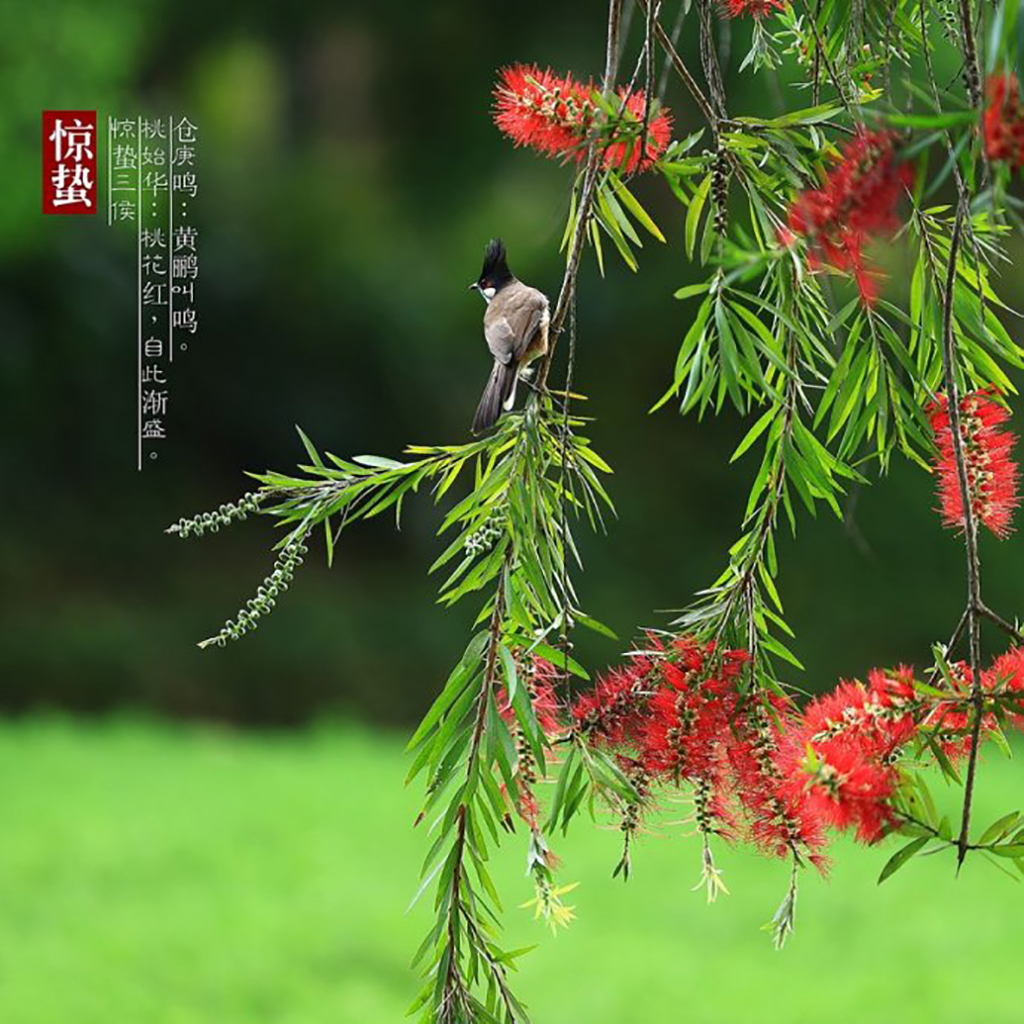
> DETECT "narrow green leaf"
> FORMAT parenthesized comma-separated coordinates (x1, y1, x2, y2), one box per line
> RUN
(295, 425, 324, 468)
(686, 172, 712, 260)
(878, 836, 930, 884)
(731, 406, 777, 463)
(980, 811, 1021, 847)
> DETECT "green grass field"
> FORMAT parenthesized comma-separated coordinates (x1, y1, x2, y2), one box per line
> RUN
(1, 717, 1021, 1023)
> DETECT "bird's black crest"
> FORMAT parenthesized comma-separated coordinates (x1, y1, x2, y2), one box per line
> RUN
(478, 238, 513, 287)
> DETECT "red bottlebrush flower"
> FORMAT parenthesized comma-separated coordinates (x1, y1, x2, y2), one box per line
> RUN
(494, 64, 593, 160)
(571, 661, 651, 746)
(784, 130, 912, 304)
(525, 657, 563, 737)
(727, 703, 829, 866)
(779, 740, 897, 844)
(984, 646, 1024, 728)
(773, 667, 918, 844)
(984, 74, 1024, 170)
(927, 391, 1020, 539)
(693, 760, 739, 843)
(921, 658, 1000, 763)
(601, 88, 673, 174)
(493, 63, 671, 174)
(642, 683, 727, 777)
(572, 633, 1024, 876)
(867, 665, 917, 706)
(797, 672, 917, 759)
(722, 0, 787, 16)
(640, 639, 750, 778)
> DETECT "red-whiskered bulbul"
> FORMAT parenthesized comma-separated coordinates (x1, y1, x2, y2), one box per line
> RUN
(469, 239, 550, 434)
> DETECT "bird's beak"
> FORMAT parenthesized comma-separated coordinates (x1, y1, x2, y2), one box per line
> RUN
(468, 282, 479, 291)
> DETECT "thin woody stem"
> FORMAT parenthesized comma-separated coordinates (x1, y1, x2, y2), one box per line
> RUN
(977, 603, 1024, 645)
(712, 298, 798, 654)
(931, 23, 999, 849)
(644, 0, 756, 213)
(796, 0, 857, 121)
(918, 0, 992, 291)
(811, 0, 823, 105)
(453, 10, 622, 1006)
(640, 0, 719, 129)
(957, 0, 982, 108)
(640, 0, 658, 158)
(935, 202, 985, 870)
(947, 606, 970, 656)
(657, 0, 688, 102)
(538, 0, 623, 390)
(604, 0, 624, 93)
(698, 0, 727, 125)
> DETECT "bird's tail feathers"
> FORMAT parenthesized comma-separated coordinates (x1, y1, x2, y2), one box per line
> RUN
(472, 361, 517, 434)
(503, 372, 519, 412)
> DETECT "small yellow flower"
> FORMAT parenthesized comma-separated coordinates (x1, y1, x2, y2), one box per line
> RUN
(519, 881, 580, 935)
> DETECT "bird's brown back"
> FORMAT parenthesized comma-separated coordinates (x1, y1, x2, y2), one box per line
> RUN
(485, 281, 549, 363)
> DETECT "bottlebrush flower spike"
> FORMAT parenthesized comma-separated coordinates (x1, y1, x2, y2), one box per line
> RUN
(927, 391, 1020, 539)
(984, 647, 1024, 728)
(722, 0, 787, 16)
(922, 658, 1000, 763)
(984, 73, 1024, 170)
(524, 656, 564, 737)
(784, 130, 912, 304)
(493, 64, 593, 160)
(602, 88, 673, 174)
(571, 660, 652, 745)
(493, 63, 671, 173)
(780, 740, 898, 844)
(774, 665, 926, 845)
(640, 639, 748, 778)
(727, 701, 829, 867)
(798, 672, 917, 757)
(641, 677, 730, 776)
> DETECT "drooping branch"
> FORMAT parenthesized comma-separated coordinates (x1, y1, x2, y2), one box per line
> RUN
(957, 0, 982, 109)
(640, 0, 659, 152)
(657, 0, 688, 102)
(640, 0, 718, 131)
(934, 201, 986, 869)
(537, 0, 624, 391)
(439, 556, 515, 1022)
(796, 0, 856, 119)
(697, 0, 727, 126)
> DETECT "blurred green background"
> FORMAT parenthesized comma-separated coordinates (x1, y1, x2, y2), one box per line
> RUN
(3, 718, 1024, 1024)
(2, 1, 1023, 1020)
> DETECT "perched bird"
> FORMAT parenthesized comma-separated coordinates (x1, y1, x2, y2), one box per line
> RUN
(469, 239, 550, 434)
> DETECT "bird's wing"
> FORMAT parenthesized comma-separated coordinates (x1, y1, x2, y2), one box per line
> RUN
(504, 286, 549, 360)
(511, 304, 546, 361)
(484, 314, 517, 365)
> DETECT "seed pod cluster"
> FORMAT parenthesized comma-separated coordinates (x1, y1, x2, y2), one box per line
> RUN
(712, 147, 730, 236)
(168, 492, 263, 538)
(464, 504, 507, 556)
(198, 531, 309, 648)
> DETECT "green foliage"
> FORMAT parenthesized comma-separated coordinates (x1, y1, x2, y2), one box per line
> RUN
(173, 392, 617, 1021)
